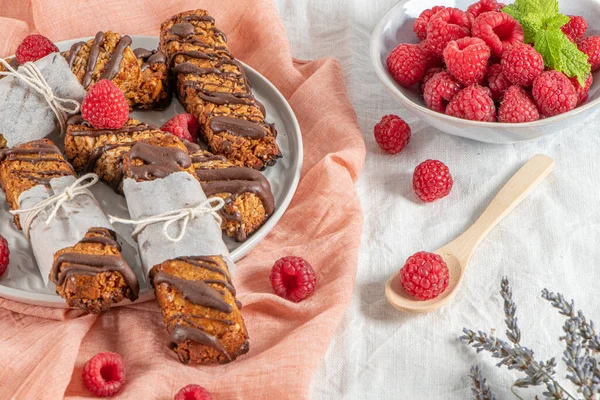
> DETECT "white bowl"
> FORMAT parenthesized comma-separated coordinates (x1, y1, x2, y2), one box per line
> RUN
(370, 0, 600, 144)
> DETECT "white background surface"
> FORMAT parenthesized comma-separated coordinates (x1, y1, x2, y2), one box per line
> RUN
(273, 0, 600, 398)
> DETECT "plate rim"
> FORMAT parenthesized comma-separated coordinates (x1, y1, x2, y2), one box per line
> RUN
(0, 35, 303, 308)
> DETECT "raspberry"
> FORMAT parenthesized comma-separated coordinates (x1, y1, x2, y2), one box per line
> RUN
(446, 85, 496, 122)
(82, 352, 125, 397)
(425, 8, 471, 56)
(501, 43, 544, 87)
(472, 11, 524, 57)
(423, 71, 462, 112)
(486, 64, 511, 100)
(577, 36, 600, 72)
(421, 67, 444, 89)
(413, 6, 446, 40)
(386, 43, 428, 87)
(399, 251, 449, 300)
(419, 41, 444, 70)
(466, 0, 505, 25)
(373, 115, 411, 154)
(570, 74, 593, 105)
(15, 34, 58, 64)
(174, 384, 213, 400)
(532, 70, 578, 117)
(81, 80, 129, 130)
(498, 86, 540, 123)
(270, 256, 316, 303)
(413, 159, 453, 202)
(562, 15, 587, 42)
(443, 37, 491, 86)
(0, 235, 9, 278)
(161, 113, 199, 142)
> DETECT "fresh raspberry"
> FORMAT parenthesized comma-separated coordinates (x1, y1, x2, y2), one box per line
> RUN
(443, 37, 491, 86)
(419, 41, 444, 70)
(570, 74, 593, 105)
(399, 251, 449, 300)
(421, 67, 444, 89)
(423, 71, 462, 112)
(425, 8, 471, 56)
(161, 113, 199, 142)
(270, 256, 317, 303)
(15, 34, 58, 64)
(562, 15, 587, 42)
(81, 80, 129, 130)
(486, 64, 511, 100)
(472, 11, 524, 57)
(82, 352, 125, 397)
(386, 44, 427, 87)
(373, 115, 411, 154)
(466, 0, 505, 25)
(412, 159, 453, 202)
(501, 43, 544, 87)
(577, 36, 600, 72)
(413, 6, 446, 40)
(0, 235, 9, 278)
(532, 70, 578, 117)
(498, 86, 539, 123)
(174, 384, 213, 400)
(445, 85, 496, 122)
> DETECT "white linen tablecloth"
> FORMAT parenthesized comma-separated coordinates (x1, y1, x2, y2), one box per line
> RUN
(273, 0, 600, 398)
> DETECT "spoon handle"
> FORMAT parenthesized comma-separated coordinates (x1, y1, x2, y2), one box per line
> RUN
(446, 154, 555, 264)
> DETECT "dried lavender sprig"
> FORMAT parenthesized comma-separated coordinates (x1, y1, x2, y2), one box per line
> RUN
(469, 365, 497, 400)
(501, 277, 521, 345)
(542, 290, 600, 353)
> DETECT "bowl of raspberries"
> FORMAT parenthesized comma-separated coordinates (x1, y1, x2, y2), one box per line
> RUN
(371, 0, 600, 143)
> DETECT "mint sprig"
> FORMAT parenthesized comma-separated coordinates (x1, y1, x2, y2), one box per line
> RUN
(503, 0, 591, 86)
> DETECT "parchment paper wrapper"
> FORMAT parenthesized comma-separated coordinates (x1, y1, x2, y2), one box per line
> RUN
(0, 53, 86, 147)
(18, 176, 113, 287)
(122, 171, 235, 279)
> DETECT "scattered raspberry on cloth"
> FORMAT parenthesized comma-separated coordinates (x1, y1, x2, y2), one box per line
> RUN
(270, 256, 317, 303)
(174, 384, 213, 400)
(413, 159, 454, 202)
(82, 352, 125, 397)
(373, 115, 411, 154)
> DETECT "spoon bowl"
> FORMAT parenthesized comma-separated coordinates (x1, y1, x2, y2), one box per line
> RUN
(386, 155, 555, 312)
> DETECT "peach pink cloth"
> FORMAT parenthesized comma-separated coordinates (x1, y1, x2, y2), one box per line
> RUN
(0, 0, 365, 399)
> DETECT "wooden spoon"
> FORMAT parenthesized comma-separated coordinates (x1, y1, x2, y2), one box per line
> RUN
(385, 154, 555, 313)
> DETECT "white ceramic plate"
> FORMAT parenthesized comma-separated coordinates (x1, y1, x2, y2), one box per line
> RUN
(0, 36, 303, 307)
(371, 0, 600, 143)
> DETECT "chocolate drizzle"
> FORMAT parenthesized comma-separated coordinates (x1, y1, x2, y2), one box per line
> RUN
(127, 142, 191, 180)
(0, 141, 68, 167)
(152, 270, 232, 313)
(67, 41, 85, 68)
(171, 22, 196, 38)
(101, 35, 133, 81)
(83, 31, 104, 88)
(209, 116, 267, 139)
(133, 48, 167, 70)
(80, 228, 122, 251)
(169, 324, 231, 361)
(50, 251, 139, 300)
(197, 167, 275, 217)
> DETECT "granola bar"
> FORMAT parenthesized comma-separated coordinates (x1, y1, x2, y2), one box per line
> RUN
(122, 136, 249, 364)
(159, 10, 281, 170)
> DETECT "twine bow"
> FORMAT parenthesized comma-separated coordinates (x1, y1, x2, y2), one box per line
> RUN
(0, 57, 81, 134)
(109, 197, 225, 242)
(10, 173, 100, 240)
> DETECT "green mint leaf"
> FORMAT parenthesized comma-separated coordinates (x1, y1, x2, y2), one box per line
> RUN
(560, 38, 591, 86)
(538, 0, 559, 19)
(535, 28, 563, 68)
(535, 28, 591, 86)
(520, 14, 543, 43)
(545, 13, 570, 30)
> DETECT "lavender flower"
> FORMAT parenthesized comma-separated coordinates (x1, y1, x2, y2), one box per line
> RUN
(469, 365, 496, 400)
